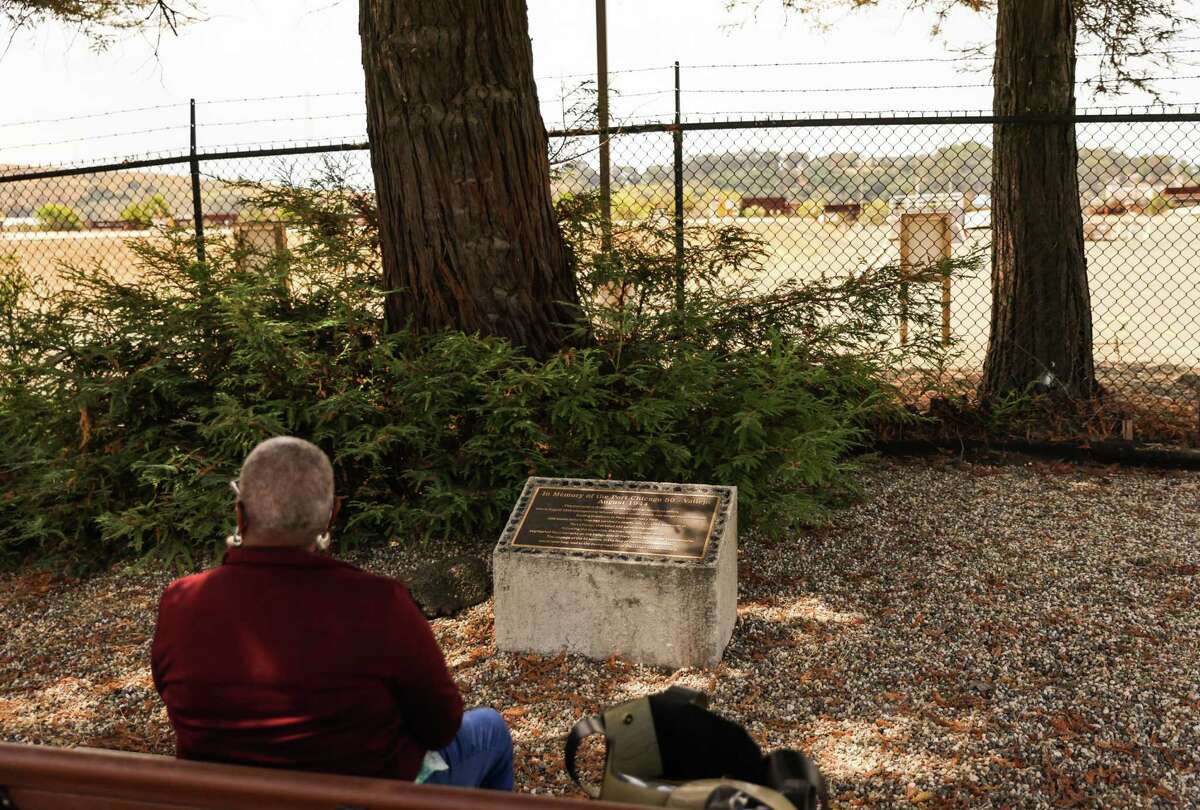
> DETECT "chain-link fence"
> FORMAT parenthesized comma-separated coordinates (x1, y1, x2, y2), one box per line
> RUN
(0, 142, 372, 288)
(3, 110, 1199, 438)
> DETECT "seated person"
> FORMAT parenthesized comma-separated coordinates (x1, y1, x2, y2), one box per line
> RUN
(151, 436, 513, 790)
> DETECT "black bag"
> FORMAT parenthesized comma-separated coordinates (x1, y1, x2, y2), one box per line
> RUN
(564, 686, 827, 810)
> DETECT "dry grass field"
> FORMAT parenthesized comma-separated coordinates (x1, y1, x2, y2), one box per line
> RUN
(2, 230, 158, 291)
(730, 212, 1200, 373)
(0, 227, 248, 292)
(6, 211, 1198, 398)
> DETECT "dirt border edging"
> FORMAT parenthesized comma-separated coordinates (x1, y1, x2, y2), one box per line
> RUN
(874, 437, 1200, 470)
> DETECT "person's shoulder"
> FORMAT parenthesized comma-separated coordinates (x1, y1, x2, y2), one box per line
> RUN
(162, 565, 222, 592)
(156, 565, 222, 612)
(333, 560, 410, 594)
(329, 562, 420, 611)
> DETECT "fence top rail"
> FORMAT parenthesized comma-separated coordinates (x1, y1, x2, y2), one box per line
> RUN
(3, 108, 1199, 183)
(547, 109, 1200, 138)
(0, 142, 370, 184)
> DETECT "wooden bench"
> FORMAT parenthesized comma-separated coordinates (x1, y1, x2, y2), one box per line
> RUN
(0, 742, 631, 810)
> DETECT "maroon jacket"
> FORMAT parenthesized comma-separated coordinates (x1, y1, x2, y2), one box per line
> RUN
(151, 546, 463, 779)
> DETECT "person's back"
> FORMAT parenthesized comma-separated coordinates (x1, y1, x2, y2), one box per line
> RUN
(151, 436, 512, 790)
(153, 546, 460, 778)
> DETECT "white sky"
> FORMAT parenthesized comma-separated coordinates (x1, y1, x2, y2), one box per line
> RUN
(1, 0, 1199, 168)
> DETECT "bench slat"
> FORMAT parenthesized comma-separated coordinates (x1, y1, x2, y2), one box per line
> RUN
(8, 788, 186, 810)
(0, 743, 627, 809)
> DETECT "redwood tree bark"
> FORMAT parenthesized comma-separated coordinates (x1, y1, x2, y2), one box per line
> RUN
(981, 0, 1097, 400)
(359, 0, 582, 358)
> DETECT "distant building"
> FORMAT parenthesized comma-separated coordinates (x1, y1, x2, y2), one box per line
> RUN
(204, 213, 239, 226)
(740, 196, 794, 215)
(88, 220, 137, 231)
(964, 210, 991, 230)
(1090, 181, 1158, 215)
(1163, 185, 1200, 206)
(1, 216, 39, 231)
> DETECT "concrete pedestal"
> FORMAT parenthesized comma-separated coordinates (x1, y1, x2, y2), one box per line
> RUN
(492, 478, 737, 670)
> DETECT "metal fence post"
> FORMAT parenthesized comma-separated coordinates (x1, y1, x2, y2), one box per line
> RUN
(6, 109, 1200, 444)
(673, 61, 685, 313)
(189, 99, 206, 264)
(596, 0, 612, 253)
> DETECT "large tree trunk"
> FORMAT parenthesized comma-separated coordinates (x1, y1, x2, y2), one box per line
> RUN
(981, 0, 1097, 400)
(359, 0, 582, 358)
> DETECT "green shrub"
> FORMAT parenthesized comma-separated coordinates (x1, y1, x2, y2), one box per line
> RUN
(1145, 193, 1175, 216)
(610, 184, 739, 220)
(740, 205, 767, 218)
(119, 194, 172, 228)
(0, 167, 966, 570)
(35, 203, 84, 231)
(793, 199, 825, 220)
(610, 185, 671, 220)
(863, 199, 891, 225)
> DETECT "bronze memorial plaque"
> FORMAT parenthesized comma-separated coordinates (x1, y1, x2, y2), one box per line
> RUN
(511, 486, 720, 560)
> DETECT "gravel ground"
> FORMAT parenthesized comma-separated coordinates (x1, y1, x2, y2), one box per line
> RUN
(2, 453, 1198, 808)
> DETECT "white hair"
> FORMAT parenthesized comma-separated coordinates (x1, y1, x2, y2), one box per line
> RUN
(238, 436, 334, 533)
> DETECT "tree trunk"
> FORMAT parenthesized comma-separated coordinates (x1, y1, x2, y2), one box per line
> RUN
(359, 0, 582, 358)
(981, 0, 1097, 400)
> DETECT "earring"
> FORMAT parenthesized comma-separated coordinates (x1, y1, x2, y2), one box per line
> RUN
(227, 481, 243, 548)
(315, 531, 331, 551)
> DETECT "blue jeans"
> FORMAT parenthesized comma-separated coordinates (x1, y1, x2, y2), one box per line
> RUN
(424, 708, 514, 791)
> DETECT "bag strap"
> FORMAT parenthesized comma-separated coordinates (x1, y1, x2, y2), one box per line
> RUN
(763, 750, 828, 810)
(664, 779, 797, 810)
(658, 685, 709, 709)
(564, 714, 607, 799)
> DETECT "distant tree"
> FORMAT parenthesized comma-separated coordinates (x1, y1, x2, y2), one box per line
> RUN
(118, 203, 143, 226)
(766, 0, 1188, 400)
(1145, 192, 1175, 215)
(35, 203, 83, 231)
(119, 194, 171, 228)
(862, 199, 892, 225)
(794, 199, 825, 219)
